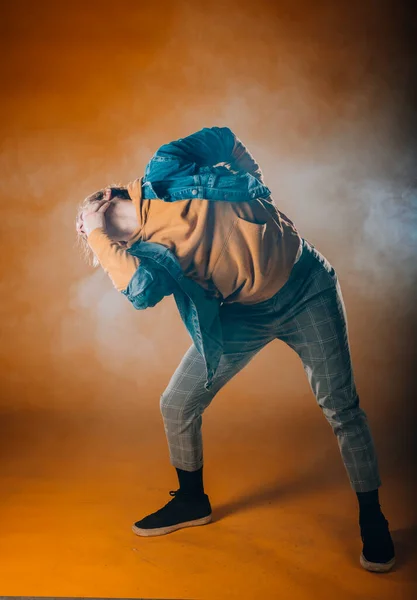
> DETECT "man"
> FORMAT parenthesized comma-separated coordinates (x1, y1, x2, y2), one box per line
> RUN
(76, 126, 395, 572)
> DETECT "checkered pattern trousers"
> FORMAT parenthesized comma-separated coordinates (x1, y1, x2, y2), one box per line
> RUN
(160, 239, 381, 493)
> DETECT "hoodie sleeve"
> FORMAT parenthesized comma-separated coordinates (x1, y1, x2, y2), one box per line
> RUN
(87, 227, 140, 292)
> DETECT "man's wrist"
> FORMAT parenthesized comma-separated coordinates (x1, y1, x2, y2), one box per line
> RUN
(87, 226, 107, 242)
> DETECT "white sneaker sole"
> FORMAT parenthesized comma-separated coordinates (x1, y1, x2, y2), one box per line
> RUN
(360, 551, 396, 572)
(132, 514, 212, 537)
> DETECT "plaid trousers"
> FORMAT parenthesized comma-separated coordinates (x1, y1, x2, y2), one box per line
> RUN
(160, 239, 381, 493)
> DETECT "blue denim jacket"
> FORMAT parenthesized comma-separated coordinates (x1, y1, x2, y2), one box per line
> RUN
(122, 127, 270, 389)
(122, 240, 223, 390)
(142, 126, 272, 203)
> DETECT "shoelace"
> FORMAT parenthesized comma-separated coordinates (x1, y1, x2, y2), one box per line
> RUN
(168, 489, 205, 500)
(149, 490, 181, 517)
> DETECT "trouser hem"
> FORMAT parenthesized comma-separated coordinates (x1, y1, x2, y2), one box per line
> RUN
(170, 460, 204, 472)
(351, 478, 382, 493)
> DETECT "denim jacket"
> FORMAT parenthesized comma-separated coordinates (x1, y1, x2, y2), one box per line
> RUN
(122, 240, 223, 390)
(122, 127, 270, 389)
(142, 126, 272, 203)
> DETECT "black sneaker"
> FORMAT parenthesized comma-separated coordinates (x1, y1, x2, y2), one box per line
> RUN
(132, 489, 212, 537)
(359, 512, 396, 572)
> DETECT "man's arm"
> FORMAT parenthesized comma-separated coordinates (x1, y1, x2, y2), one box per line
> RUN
(87, 228, 140, 292)
(146, 126, 265, 183)
(79, 194, 140, 292)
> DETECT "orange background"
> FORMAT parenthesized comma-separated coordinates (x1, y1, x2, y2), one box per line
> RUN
(0, 1, 416, 598)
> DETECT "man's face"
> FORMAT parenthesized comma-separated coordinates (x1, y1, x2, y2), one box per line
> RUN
(76, 211, 87, 236)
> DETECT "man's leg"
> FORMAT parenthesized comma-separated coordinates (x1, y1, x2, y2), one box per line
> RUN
(274, 277, 395, 571)
(276, 280, 380, 493)
(132, 304, 275, 537)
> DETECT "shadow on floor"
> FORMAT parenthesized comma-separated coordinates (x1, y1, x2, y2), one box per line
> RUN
(391, 525, 417, 575)
(212, 460, 344, 521)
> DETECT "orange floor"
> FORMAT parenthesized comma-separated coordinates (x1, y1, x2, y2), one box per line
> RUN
(0, 382, 415, 600)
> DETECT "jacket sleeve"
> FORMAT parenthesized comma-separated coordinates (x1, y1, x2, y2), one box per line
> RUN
(86, 228, 140, 292)
(146, 126, 265, 183)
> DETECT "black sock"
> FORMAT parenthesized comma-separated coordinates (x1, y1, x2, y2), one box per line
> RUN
(356, 489, 382, 520)
(176, 466, 205, 497)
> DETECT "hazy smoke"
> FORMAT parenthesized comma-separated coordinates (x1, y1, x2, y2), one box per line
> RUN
(46, 76, 417, 378)
(1, 0, 415, 395)
(66, 270, 159, 377)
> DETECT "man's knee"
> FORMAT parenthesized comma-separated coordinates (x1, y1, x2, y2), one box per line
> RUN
(160, 387, 196, 421)
(160, 383, 212, 424)
(320, 393, 367, 432)
(160, 388, 179, 420)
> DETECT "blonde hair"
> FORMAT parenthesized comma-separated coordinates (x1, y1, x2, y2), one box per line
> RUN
(75, 185, 131, 268)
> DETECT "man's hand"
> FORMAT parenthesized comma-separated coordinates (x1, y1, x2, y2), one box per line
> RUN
(77, 190, 111, 237)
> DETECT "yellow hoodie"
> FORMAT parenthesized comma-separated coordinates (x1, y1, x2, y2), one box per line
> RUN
(87, 178, 302, 305)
